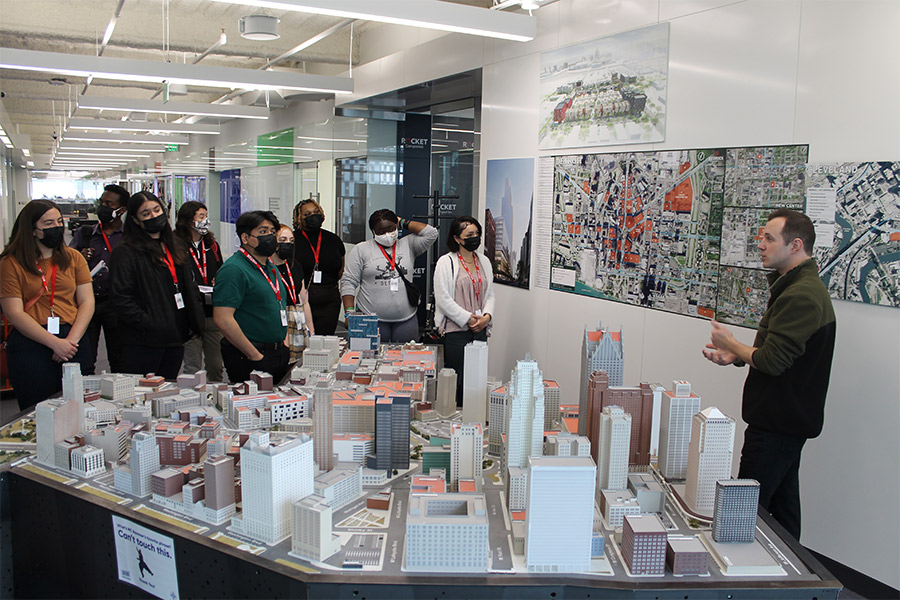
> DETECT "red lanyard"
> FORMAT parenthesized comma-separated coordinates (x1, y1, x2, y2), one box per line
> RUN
(301, 230, 322, 267)
(161, 245, 179, 288)
(458, 253, 482, 303)
(239, 248, 282, 301)
(36, 262, 58, 315)
(190, 241, 208, 284)
(99, 228, 113, 255)
(378, 243, 398, 272)
(279, 263, 298, 304)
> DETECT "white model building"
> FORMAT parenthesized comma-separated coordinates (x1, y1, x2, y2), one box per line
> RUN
(599, 489, 641, 528)
(487, 384, 509, 456)
(87, 424, 130, 463)
(450, 423, 483, 492)
(658, 380, 701, 480)
(61, 362, 85, 432)
(113, 431, 161, 498)
(100, 374, 134, 402)
(596, 405, 631, 492)
(332, 433, 374, 464)
(544, 432, 591, 457)
(302, 335, 342, 372)
(435, 367, 457, 418)
(312, 380, 334, 472)
(525, 456, 596, 573)
(313, 463, 363, 511)
(291, 495, 342, 563)
(404, 493, 490, 572)
(579, 323, 624, 435)
(461, 341, 489, 425)
(505, 357, 545, 510)
(35, 397, 80, 466)
(230, 432, 314, 545)
(70, 445, 105, 478)
(685, 407, 736, 515)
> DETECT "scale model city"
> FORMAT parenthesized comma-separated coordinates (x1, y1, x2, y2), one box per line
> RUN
(15, 317, 814, 581)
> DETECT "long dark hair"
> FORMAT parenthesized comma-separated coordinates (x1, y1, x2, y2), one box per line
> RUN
(174, 201, 217, 245)
(122, 191, 186, 264)
(0, 199, 71, 275)
(446, 216, 482, 252)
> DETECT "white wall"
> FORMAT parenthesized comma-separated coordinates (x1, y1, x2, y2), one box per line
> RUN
(344, 0, 900, 589)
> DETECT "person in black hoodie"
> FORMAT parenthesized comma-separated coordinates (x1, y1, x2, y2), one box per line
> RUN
(110, 191, 204, 379)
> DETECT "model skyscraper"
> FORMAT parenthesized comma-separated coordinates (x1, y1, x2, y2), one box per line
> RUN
(685, 407, 736, 514)
(525, 455, 596, 573)
(587, 374, 653, 470)
(312, 380, 334, 472)
(435, 368, 457, 418)
(35, 396, 81, 466)
(505, 356, 545, 510)
(368, 394, 411, 472)
(579, 323, 624, 436)
(621, 514, 667, 575)
(348, 313, 379, 352)
(462, 341, 489, 425)
(596, 405, 631, 491)
(658, 381, 701, 480)
(113, 431, 161, 498)
(230, 432, 314, 545)
(712, 479, 760, 543)
(450, 423, 483, 491)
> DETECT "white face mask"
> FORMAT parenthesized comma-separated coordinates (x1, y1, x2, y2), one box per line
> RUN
(374, 230, 398, 247)
(193, 218, 210, 235)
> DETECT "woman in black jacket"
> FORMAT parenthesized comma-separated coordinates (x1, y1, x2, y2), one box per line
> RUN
(110, 191, 204, 379)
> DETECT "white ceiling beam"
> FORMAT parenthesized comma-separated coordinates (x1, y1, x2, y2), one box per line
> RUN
(0, 48, 354, 94)
(207, 0, 536, 42)
(61, 132, 189, 144)
(77, 96, 269, 120)
(67, 117, 220, 135)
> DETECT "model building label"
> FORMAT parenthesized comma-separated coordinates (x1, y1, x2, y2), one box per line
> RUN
(113, 515, 179, 600)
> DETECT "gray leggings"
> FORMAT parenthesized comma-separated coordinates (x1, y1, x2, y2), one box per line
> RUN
(378, 314, 419, 344)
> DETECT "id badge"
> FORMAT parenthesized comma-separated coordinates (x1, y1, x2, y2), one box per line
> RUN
(174, 293, 185, 310)
(281, 309, 289, 326)
(313, 270, 323, 284)
(47, 316, 61, 334)
(475, 309, 483, 316)
(390, 277, 400, 292)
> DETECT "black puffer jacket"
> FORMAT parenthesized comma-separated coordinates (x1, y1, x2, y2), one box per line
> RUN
(110, 240, 205, 347)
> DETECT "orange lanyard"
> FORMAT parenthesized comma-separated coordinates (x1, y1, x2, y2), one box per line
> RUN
(239, 248, 282, 301)
(36, 263, 58, 315)
(457, 253, 482, 303)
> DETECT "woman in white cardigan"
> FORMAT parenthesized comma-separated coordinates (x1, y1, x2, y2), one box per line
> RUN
(433, 216, 495, 408)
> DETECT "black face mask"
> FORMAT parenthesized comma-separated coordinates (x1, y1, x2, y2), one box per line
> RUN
(304, 214, 324, 230)
(97, 204, 121, 224)
(254, 234, 277, 257)
(141, 214, 168, 234)
(37, 226, 65, 249)
(276, 242, 294, 260)
(462, 235, 481, 252)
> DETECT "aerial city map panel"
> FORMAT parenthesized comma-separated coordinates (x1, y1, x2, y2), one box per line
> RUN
(809, 161, 900, 308)
(550, 145, 824, 327)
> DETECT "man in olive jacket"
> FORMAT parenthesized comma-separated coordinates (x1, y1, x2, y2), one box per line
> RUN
(703, 208, 836, 540)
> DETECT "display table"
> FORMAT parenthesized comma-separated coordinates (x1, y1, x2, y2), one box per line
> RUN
(4, 465, 841, 600)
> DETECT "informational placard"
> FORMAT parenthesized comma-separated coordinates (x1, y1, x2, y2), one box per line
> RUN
(113, 515, 180, 600)
(533, 156, 555, 289)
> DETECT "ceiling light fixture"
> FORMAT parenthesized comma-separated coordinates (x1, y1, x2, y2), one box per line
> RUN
(62, 132, 189, 144)
(77, 96, 269, 120)
(208, 0, 536, 42)
(240, 15, 280, 40)
(0, 48, 354, 94)
(68, 117, 220, 135)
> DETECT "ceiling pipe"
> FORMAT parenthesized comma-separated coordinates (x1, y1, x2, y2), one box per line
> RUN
(82, 0, 127, 94)
(148, 29, 228, 101)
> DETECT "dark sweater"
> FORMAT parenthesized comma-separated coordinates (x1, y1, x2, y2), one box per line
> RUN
(743, 259, 836, 439)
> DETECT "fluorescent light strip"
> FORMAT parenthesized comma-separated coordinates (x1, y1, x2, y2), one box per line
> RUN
(63, 132, 189, 144)
(207, 0, 536, 42)
(78, 96, 269, 120)
(60, 144, 167, 152)
(57, 151, 151, 158)
(0, 48, 353, 94)
(68, 117, 220, 135)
